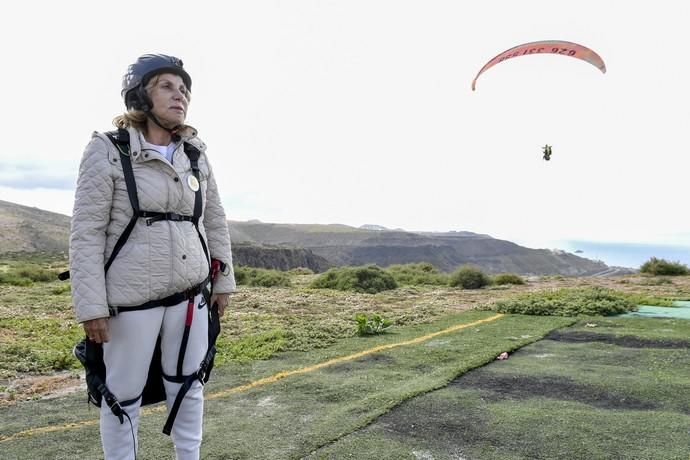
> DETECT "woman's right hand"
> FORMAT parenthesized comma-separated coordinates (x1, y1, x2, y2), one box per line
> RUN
(83, 317, 110, 343)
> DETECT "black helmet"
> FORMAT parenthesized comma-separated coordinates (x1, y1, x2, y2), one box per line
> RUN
(121, 54, 192, 111)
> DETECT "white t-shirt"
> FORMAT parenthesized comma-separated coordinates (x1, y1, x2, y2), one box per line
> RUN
(148, 142, 176, 163)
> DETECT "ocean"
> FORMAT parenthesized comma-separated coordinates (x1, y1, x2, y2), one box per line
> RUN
(561, 241, 690, 269)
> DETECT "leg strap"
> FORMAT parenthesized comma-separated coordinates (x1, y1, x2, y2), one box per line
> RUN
(162, 373, 198, 436)
(162, 343, 217, 435)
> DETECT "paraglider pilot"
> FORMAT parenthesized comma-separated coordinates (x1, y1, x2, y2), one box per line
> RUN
(542, 145, 552, 161)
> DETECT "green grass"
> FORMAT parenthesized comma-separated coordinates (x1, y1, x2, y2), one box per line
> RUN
(0, 278, 79, 378)
(0, 274, 680, 380)
(312, 317, 690, 459)
(0, 254, 67, 286)
(0, 317, 83, 376)
(0, 263, 61, 286)
(619, 292, 675, 306)
(2, 256, 690, 458)
(0, 280, 449, 379)
(216, 329, 287, 361)
(569, 316, 690, 341)
(0, 312, 574, 459)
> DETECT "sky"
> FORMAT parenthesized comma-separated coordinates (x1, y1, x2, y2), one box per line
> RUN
(1, 1, 689, 267)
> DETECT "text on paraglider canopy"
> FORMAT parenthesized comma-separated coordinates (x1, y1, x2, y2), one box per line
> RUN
(497, 47, 578, 64)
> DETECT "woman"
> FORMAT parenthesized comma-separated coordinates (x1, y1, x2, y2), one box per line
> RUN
(69, 54, 235, 459)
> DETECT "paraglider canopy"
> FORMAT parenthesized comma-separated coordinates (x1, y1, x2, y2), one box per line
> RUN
(471, 40, 606, 91)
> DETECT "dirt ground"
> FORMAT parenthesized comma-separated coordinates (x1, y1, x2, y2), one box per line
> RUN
(0, 372, 83, 407)
(452, 368, 659, 411)
(546, 330, 690, 349)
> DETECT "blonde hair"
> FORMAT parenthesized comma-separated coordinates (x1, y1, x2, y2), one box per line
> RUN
(112, 74, 191, 130)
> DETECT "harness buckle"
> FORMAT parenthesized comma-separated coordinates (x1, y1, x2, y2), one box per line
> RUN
(146, 212, 188, 225)
(197, 369, 207, 385)
(98, 383, 126, 424)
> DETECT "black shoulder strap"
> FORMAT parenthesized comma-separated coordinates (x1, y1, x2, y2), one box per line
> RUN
(59, 130, 137, 281)
(61, 136, 209, 281)
(104, 129, 139, 274)
(184, 142, 210, 268)
(107, 129, 139, 212)
(183, 142, 202, 222)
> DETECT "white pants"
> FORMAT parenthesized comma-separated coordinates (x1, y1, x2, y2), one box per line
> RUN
(100, 294, 208, 460)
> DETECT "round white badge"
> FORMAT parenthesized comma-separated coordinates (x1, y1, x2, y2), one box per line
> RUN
(187, 175, 200, 192)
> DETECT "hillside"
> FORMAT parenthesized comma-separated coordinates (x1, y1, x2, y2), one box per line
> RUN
(0, 201, 328, 272)
(0, 201, 609, 275)
(231, 243, 331, 273)
(0, 200, 71, 254)
(227, 221, 610, 275)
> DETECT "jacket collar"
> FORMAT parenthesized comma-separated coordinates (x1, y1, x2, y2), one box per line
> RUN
(126, 125, 199, 162)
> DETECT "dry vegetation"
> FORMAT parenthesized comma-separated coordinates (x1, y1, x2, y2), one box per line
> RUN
(2, 270, 689, 406)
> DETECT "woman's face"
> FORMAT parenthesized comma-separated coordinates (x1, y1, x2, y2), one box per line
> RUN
(147, 73, 189, 127)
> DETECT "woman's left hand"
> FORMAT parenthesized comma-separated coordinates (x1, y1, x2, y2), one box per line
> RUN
(210, 293, 230, 317)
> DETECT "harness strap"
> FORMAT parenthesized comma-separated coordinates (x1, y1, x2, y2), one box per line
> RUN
(162, 372, 197, 436)
(176, 297, 196, 378)
(71, 131, 222, 439)
(161, 298, 220, 435)
(172, 142, 211, 380)
(184, 143, 211, 270)
(104, 129, 138, 274)
(119, 394, 143, 408)
(140, 211, 194, 226)
(110, 277, 208, 314)
(59, 131, 207, 280)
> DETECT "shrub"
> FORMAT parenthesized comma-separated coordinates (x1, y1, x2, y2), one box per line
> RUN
(220, 330, 286, 361)
(51, 284, 72, 295)
(310, 265, 398, 294)
(233, 266, 248, 285)
(385, 263, 449, 286)
(355, 313, 392, 335)
(639, 257, 689, 276)
(449, 265, 491, 289)
(0, 274, 33, 286)
(492, 273, 525, 285)
(288, 267, 314, 275)
(233, 266, 291, 287)
(493, 287, 637, 316)
(0, 262, 60, 286)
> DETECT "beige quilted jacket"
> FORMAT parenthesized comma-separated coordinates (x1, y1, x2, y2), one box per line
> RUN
(69, 126, 235, 323)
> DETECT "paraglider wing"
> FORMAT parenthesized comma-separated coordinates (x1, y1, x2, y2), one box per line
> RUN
(471, 40, 606, 91)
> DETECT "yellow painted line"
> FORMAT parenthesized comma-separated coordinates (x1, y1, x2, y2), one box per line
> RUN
(0, 420, 100, 443)
(207, 313, 503, 400)
(0, 313, 503, 443)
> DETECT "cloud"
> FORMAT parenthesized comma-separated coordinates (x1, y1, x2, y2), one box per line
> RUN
(0, 162, 76, 190)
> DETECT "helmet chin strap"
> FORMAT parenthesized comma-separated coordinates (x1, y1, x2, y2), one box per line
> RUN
(146, 111, 182, 142)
